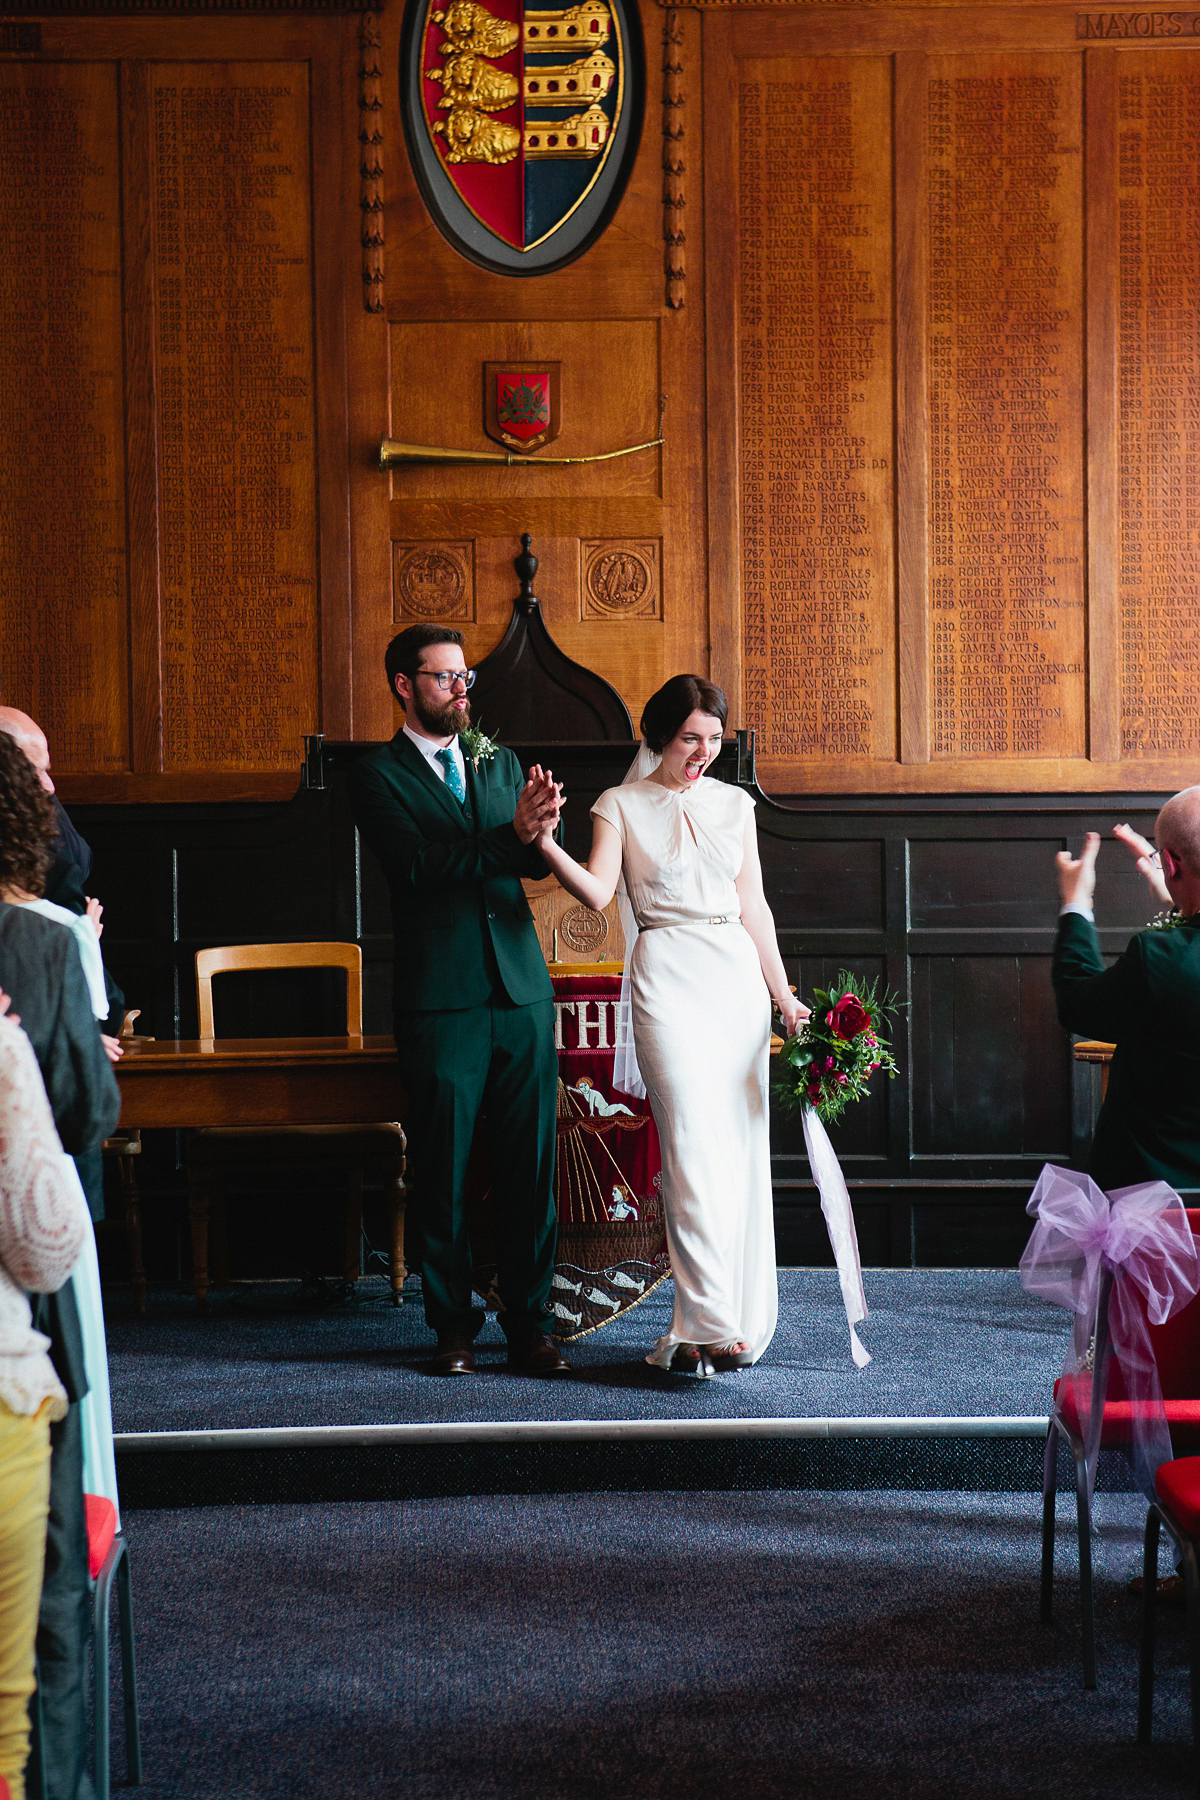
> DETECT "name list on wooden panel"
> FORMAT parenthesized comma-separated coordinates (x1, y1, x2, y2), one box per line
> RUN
(0, 65, 129, 771)
(737, 60, 895, 763)
(926, 61, 1087, 762)
(1116, 57, 1200, 758)
(151, 68, 317, 770)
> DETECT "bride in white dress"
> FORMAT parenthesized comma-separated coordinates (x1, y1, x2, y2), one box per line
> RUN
(530, 676, 806, 1374)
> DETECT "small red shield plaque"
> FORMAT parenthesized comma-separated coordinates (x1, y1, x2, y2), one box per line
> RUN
(484, 361, 561, 453)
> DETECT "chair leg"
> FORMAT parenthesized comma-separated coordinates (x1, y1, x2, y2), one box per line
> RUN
(344, 1167, 364, 1288)
(1041, 1421, 1059, 1625)
(1138, 1507, 1160, 1743)
(1182, 1539, 1200, 1759)
(389, 1172, 407, 1307)
(116, 1544, 142, 1785)
(93, 1560, 113, 1800)
(186, 1169, 212, 1306)
(118, 1154, 147, 1317)
(1074, 1452, 1098, 1690)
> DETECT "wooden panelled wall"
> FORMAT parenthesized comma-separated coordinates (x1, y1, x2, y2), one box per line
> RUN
(3, 0, 1200, 801)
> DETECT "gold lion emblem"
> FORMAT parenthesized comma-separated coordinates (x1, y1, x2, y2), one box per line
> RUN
(433, 103, 522, 164)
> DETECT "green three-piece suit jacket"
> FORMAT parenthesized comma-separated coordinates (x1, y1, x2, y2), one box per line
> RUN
(346, 729, 555, 1014)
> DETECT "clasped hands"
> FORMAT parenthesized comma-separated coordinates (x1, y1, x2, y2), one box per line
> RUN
(513, 764, 565, 847)
(1056, 823, 1172, 912)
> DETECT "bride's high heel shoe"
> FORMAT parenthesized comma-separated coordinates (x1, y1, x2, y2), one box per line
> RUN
(706, 1341, 754, 1372)
(669, 1344, 716, 1378)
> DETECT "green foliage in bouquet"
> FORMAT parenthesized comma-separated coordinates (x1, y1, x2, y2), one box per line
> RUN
(774, 970, 900, 1127)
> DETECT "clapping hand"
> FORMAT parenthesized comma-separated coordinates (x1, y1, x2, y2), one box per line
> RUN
(514, 765, 564, 846)
(85, 896, 104, 938)
(1056, 831, 1101, 909)
(1112, 822, 1173, 907)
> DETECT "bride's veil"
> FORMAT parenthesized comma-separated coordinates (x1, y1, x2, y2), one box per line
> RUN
(612, 739, 659, 1098)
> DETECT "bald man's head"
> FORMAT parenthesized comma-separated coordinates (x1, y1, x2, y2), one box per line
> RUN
(0, 707, 53, 794)
(1156, 786, 1200, 876)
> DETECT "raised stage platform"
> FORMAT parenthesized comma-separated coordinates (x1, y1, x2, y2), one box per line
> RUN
(104, 1269, 1099, 1507)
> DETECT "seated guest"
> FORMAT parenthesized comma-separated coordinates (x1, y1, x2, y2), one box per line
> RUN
(0, 991, 91, 1800)
(1053, 787, 1200, 1192)
(0, 732, 120, 1800)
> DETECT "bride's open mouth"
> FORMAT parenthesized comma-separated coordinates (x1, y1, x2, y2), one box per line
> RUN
(684, 760, 705, 779)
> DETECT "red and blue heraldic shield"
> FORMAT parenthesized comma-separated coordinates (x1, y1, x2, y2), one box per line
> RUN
(420, 0, 624, 253)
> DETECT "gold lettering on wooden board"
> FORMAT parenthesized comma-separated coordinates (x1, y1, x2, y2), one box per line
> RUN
(737, 58, 895, 762)
(0, 64, 128, 771)
(151, 67, 318, 771)
(1115, 56, 1200, 756)
(1078, 12, 1200, 39)
(925, 58, 1086, 760)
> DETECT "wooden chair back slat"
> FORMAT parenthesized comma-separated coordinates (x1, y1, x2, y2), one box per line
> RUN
(195, 942, 363, 1038)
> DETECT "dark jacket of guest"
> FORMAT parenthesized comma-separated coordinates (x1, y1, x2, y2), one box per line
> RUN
(1052, 909, 1200, 1193)
(0, 903, 120, 1157)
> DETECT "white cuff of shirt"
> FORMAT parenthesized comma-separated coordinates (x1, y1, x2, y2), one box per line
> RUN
(1059, 901, 1095, 922)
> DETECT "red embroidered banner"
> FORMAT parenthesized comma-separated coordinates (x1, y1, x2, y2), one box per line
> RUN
(550, 973, 668, 1339)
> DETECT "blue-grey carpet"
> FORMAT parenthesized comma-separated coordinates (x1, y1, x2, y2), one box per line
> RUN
(110, 1487, 1188, 1799)
(104, 1270, 1068, 1433)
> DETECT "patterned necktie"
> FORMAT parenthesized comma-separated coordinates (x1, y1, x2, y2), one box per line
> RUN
(436, 745, 466, 804)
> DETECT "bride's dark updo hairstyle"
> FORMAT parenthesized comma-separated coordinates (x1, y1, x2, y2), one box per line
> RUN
(639, 675, 728, 752)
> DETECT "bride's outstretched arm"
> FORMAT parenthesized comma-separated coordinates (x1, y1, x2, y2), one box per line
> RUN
(735, 817, 809, 1037)
(534, 811, 623, 913)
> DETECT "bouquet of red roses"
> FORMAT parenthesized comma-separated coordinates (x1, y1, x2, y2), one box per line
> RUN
(775, 970, 899, 1126)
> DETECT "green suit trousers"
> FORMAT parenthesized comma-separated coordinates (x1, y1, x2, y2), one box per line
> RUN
(397, 996, 559, 1340)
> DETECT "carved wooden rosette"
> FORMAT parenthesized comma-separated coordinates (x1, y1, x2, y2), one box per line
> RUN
(359, 13, 384, 312)
(392, 541, 475, 621)
(662, 10, 685, 308)
(580, 540, 661, 619)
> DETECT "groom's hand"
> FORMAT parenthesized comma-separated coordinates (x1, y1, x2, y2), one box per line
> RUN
(514, 766, 562, 845)
(1056, 832, 1101, 908)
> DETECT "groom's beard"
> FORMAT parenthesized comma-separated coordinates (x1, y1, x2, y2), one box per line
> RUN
(410, 689, 471, 737)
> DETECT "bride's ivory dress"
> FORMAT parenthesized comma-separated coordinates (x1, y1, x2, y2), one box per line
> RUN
(591, 776, 777, 1367)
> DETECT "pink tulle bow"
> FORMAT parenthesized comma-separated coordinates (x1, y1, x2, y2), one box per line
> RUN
(1019, 1164, 1200, 1501)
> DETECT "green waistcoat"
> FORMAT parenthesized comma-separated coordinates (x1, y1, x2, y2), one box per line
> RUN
(347, 731, 554, 1013)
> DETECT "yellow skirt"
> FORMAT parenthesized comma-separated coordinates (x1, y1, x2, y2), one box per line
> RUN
(0, 1396, 55, 1800)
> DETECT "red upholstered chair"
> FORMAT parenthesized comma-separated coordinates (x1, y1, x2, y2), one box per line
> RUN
(86, 1496, 142, 1800)
(1137, 1455, 1200, 1756)
(1041, 1207, 1200, 1689)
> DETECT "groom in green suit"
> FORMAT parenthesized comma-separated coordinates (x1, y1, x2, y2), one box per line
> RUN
(1053, 788, 1200, 1194)
(348, 623, 569, 1375)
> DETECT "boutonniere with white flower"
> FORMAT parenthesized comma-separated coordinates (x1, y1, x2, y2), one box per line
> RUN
(1148, 909, 1186, 931)
(459, 723, 498, 772)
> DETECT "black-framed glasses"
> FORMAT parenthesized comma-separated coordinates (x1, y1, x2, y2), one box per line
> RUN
(419, 668, 476, 691)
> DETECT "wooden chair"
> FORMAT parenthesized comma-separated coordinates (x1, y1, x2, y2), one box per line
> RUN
(185, 942, 406, 1305)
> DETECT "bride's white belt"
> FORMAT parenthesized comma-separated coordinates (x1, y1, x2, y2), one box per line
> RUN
(637, 914, 736, 930)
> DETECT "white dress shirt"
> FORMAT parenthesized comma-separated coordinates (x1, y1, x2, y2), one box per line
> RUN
(403, 722, 465, 789)
(1059, 902, 1094, 921)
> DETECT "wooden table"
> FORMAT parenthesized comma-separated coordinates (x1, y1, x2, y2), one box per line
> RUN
(116, 1037, 405, 1305)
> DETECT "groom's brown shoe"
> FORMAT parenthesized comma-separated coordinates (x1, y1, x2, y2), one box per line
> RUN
(430, 1334, 475, 1376)
(507, 1332, 571, 1376)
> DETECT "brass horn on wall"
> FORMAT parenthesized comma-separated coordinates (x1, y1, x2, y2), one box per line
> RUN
(379, 435, 663, 469)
